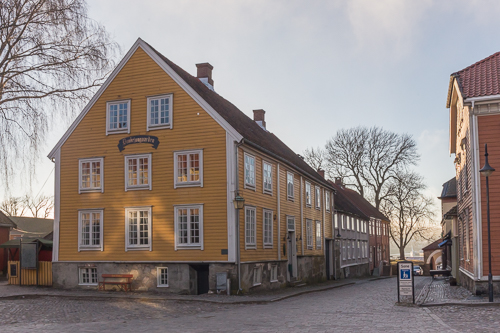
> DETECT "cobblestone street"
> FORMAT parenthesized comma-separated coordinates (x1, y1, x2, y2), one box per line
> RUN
(0, 277, 497, 332)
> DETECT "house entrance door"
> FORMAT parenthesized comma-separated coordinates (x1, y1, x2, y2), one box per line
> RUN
(287, 231, 297, 280)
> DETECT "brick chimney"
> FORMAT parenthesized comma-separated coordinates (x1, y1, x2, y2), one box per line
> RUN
(196, 63, 214, 90)
(335, 177, 343, 186)
(318, 169, 325, 178)
(253, 109, 266, 130)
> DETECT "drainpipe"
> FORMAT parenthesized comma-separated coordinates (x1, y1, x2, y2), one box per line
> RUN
(235, 140, 244, 292)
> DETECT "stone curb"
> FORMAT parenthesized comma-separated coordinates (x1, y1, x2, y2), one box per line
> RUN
(419, 301, 500, 307)
(0, 281, 358, 305)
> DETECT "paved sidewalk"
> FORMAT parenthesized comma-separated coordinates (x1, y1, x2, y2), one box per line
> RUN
(0, 276, 392, 304)
(417, 276, 500, 306)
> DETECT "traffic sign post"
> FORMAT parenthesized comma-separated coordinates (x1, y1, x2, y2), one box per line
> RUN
(397, 261, 414, 304)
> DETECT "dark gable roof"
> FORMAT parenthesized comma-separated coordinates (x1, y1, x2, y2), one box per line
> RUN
(330, 182, 370, 220)
(9, 217, 53, 235)
(447, 51, 500, 107)
(145, 42, 333, 190)
(422, 239, 442, 251)
(443, 205, 457, 219)
(336, 185, 389, 221)
(0, 211, 16, 228)
(439, 177, 457, 199)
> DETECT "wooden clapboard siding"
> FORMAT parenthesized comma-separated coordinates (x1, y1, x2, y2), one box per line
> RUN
(59, 47, 228, 262)
(8, 261, 52, 286)
(238, 147, 279, 262)
(302, 177, 326, 256)
(478, 114, 500, 276)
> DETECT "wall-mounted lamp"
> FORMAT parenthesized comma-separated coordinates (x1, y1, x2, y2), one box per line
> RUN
(233, 193, 245, 210)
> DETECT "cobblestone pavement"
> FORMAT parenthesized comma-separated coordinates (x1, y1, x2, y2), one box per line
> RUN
(0, 276, 495, 333)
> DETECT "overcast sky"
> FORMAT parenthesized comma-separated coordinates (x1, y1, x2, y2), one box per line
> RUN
(9, 0, 500, 226)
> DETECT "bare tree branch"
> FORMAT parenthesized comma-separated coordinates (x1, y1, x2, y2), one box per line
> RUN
(0, 0, 119, 190)
(303, 146, 327, 172)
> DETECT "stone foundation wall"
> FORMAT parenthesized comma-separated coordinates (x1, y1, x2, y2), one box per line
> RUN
(297, 256, 326, 284)
(339, 263, 370, 279)
(239, 261, 287, 292)
(458, 269, 500, 296)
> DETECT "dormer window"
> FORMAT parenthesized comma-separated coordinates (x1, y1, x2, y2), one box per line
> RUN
(106, 100, 130, 135)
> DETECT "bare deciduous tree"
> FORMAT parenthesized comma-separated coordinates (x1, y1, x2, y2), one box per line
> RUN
(23, 194, 53, 218)
(0, 196, 26, 216)
(303, 147, 326, 172)
(324, 126, 419, 209)
(381, 171, 436, 260)
(0, 0, 119, 189)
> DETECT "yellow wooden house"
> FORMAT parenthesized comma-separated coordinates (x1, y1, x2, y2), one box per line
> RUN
(48, 39, 335, 294)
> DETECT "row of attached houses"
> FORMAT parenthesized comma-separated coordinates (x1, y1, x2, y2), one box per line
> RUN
(47, 39, 390, 294)
(446, 50, 500, 294)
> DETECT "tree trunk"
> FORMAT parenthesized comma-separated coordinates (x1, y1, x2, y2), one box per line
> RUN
(399, 246, 405, 260)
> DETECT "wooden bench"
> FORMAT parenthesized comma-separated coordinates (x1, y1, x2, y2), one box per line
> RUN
(98, 274, 133, 291)
(430, 270, 452, 279)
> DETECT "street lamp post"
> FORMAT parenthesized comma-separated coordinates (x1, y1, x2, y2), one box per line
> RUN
(480, 143, 495, 302)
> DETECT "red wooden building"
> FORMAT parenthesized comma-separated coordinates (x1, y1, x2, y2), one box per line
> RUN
(0, 211, 16, 275)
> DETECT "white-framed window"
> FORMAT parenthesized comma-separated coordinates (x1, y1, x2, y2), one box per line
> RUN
(270, 265, 278, 282)
(315, 186, 321, 209)
(125, 207, 152, 251)
(79, 158, 104, 193)
(263, 209, 273, 248)
(253, 265, 262, 286)
(106, 100, 130, 135)
(334, 212, 338, 229)
(287, 172, 294, 200)
(316, 220, 321, 249)
(342, 215, 346, 230)
(342, 241, 346, 260)
(157, 267, 169, 287)
(174, 205, 203, 250)
(306, 219, 313, 249)
(287, 215, 295, 232)
(305, 182, 311, 207)
(78, 209, 103, 251)
(358, 241, 361, 258)
(244, 153, 256, 189)
(245, 206, 256, 249)
(347, 241, 351, 259)
(147, 94, 172, 131)
(263, 161, 273, 194)
(349, 216, 352, 230)
(174, 150, 203, 188)
(352, 241, 355, 259)
(125, 154, 152, 191)
(79, 267, 98, 285)
(325, 191, 330, 212)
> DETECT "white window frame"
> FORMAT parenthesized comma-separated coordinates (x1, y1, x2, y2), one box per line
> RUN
(315, 186, 321, 209)
(245, 206, 257, 249)
(106, 99, 131, 135)
(244, 152, 256, 190)
(287, 172, 295, 200)
(253, 265, 262, 286)
(147, 94, 173, 131)
(342, 241, 346, 260)
(174, 204, 204, 250)
(325, 191, 330, 212)
(263, 209, 273, 249)
(157, 267, 169, 287)
(305, 182, 312, 207)
(358, 241, 361, 258)
(174, 149, 203, 188)
(125, 154, 152, 191)
(78, 209, 104, 251)
(125, 206, 152, 251)
(262, 161, 273, 195)
(270, 265, 278, 282)
(316, 220, 321, 249)
(79, 158, 104, 194)
(306, 219, 313, 249)
(342, 215, 346, 230)
(287, 215, 295, 232)
(347, 241, 351, 259)
(79, 267, 98, 286)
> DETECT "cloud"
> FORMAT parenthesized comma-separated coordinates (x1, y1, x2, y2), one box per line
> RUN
(345, 0, 434, 58)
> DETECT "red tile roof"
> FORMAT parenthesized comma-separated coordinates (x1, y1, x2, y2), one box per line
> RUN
(447, 51, 500, 107)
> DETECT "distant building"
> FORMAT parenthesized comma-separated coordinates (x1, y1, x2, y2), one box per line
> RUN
(438, 177, 458, 279)
(0, 211, 16, 275)
(8, 217, 54, 240)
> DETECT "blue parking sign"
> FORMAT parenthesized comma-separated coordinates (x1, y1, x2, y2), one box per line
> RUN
(400, 269, 411, 280)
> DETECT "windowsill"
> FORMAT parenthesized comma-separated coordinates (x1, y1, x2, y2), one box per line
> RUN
(79, 189, 103, 193)
(126, 247, 151, 251)
(251, 283, 262, 288)
(79, 247, 102, 251)
(245, 245, 257, 250)
(79, 283, 98, 286)
(175, 182, 202, 188)
(263, 245, 273, 249)
(306, 205, 312, 208)
(107, 129, 129, 135)
(270, 280, 278, 283)
(244, 184, 256, 191)
(157, 284, 169, 288)
(287, 196, 294, 202)
(177, 245, 202, 250)
(315, 207, 320, 210)
(125, 186, 151, 191)
(148, 124, 171, 131)
(263, 190, 273, 196)
(307, 246, 313, 250)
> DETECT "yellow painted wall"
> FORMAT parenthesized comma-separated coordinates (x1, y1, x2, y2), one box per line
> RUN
(59, 47, 228, 262)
